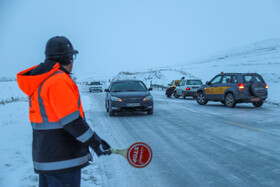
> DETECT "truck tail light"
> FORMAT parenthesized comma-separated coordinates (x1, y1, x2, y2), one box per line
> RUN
(265, 84, 268, 89)
(186, 87, 190, 90)
(238, 83, 244, 91)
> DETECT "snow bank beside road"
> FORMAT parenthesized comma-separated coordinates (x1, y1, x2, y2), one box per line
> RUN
(0, 81, 26, 104)
(0, 102, 37, 187)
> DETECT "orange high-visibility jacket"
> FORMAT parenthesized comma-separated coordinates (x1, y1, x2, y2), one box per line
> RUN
(17, 61, 102, 174)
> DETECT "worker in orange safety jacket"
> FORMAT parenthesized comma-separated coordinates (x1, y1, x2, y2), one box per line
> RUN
(17, 36, 111, 187)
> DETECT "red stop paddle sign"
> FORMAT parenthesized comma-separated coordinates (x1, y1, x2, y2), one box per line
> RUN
(127, 142, 153, 168)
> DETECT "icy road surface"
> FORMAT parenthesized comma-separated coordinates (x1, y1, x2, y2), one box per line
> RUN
(82, 89, 280, 187)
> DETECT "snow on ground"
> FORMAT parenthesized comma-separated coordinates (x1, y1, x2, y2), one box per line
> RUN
(0, 102, 37, 187)
(0, 81, 26, 104)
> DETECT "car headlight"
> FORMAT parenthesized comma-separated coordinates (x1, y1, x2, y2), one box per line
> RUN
(111, 96, 122, 102)
(143, 96, 153, 101)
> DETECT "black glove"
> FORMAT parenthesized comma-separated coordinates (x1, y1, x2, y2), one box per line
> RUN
(94, 140, 111, 157)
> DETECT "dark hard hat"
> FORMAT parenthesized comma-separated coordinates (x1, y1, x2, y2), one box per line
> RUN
(45, 36, 78, 58)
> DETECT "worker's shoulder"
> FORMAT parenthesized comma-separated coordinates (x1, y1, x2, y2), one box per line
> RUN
(45, 70, 73, 87)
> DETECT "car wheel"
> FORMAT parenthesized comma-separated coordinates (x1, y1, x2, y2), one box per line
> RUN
(108, 104, 115, 116)
(106, 102, 109, 112)
(224, 93, 236, 108)
(196, 92, 208, 105)
(173, 91, 179, 98)
(109, 110, 115, 116)
(253, 100, 264, 107)
(147, 109, 153, 115)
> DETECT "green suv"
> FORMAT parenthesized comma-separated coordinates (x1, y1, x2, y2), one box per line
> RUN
(196, 73, 268, 108)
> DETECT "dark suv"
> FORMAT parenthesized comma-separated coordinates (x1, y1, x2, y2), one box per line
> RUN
(196, 73, 268, 107)
(105, 80, 154, 116)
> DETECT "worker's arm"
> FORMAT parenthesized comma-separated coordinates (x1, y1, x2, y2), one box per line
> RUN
(48, 75, 111, 155)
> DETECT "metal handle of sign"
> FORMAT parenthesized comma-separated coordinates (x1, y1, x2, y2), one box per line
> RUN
(110, 148, 128, 158)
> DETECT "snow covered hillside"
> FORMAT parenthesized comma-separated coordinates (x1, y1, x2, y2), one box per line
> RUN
(112, 38, 280, 103)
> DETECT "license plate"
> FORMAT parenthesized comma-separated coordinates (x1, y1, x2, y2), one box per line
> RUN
(127, 103, 140, 107)
(250, 97, 260, 101)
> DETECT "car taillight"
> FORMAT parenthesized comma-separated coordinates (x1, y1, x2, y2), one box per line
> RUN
(186, 87, 190, 90)
(265, 84, 268, 89)
(238, 83, 244, 91)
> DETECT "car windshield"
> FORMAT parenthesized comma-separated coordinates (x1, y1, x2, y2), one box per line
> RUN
(187, 80, 203, 85)
(111, 81, 147, 92)
(90, 82, 102, 85)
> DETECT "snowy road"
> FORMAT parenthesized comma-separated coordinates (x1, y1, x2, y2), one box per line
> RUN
(82, 89, 280, 187)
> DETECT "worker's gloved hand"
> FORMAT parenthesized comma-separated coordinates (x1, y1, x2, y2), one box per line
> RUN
(94, 140, 111, 157)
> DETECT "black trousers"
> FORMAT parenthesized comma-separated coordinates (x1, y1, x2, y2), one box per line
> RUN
(39, 169, 81, 187)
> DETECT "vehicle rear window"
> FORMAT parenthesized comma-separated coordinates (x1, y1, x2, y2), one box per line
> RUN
(187, 80, 203, 85)
(243, 75, 264, 83)
(111, 82, 147, 92)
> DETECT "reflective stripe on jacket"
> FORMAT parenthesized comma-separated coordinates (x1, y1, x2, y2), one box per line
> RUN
(17, 61, 99, 174)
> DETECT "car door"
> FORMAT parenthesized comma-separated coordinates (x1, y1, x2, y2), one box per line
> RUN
(176, 80, 186, 96)
(204, 75, 222, 100)
(215, 75, 232, 100)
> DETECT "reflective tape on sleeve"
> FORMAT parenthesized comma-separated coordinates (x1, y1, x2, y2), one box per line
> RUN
(60, 111, 80, 126)
(31, 122, 63, 130)
(76, 128, 94, 143)
(33, 154, 91, 171)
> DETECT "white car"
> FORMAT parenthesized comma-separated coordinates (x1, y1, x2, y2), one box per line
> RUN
(174, 79, 203, 99)
(89, 81, 103, 92)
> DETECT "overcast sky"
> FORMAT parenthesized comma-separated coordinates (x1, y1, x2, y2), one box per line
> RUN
(0, 0, 280, 77)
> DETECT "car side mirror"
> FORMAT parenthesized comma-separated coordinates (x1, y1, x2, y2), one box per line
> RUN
(105, 89, 109, 92)
(148, 88, 153, 91)
(206, 81, 211, 85)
